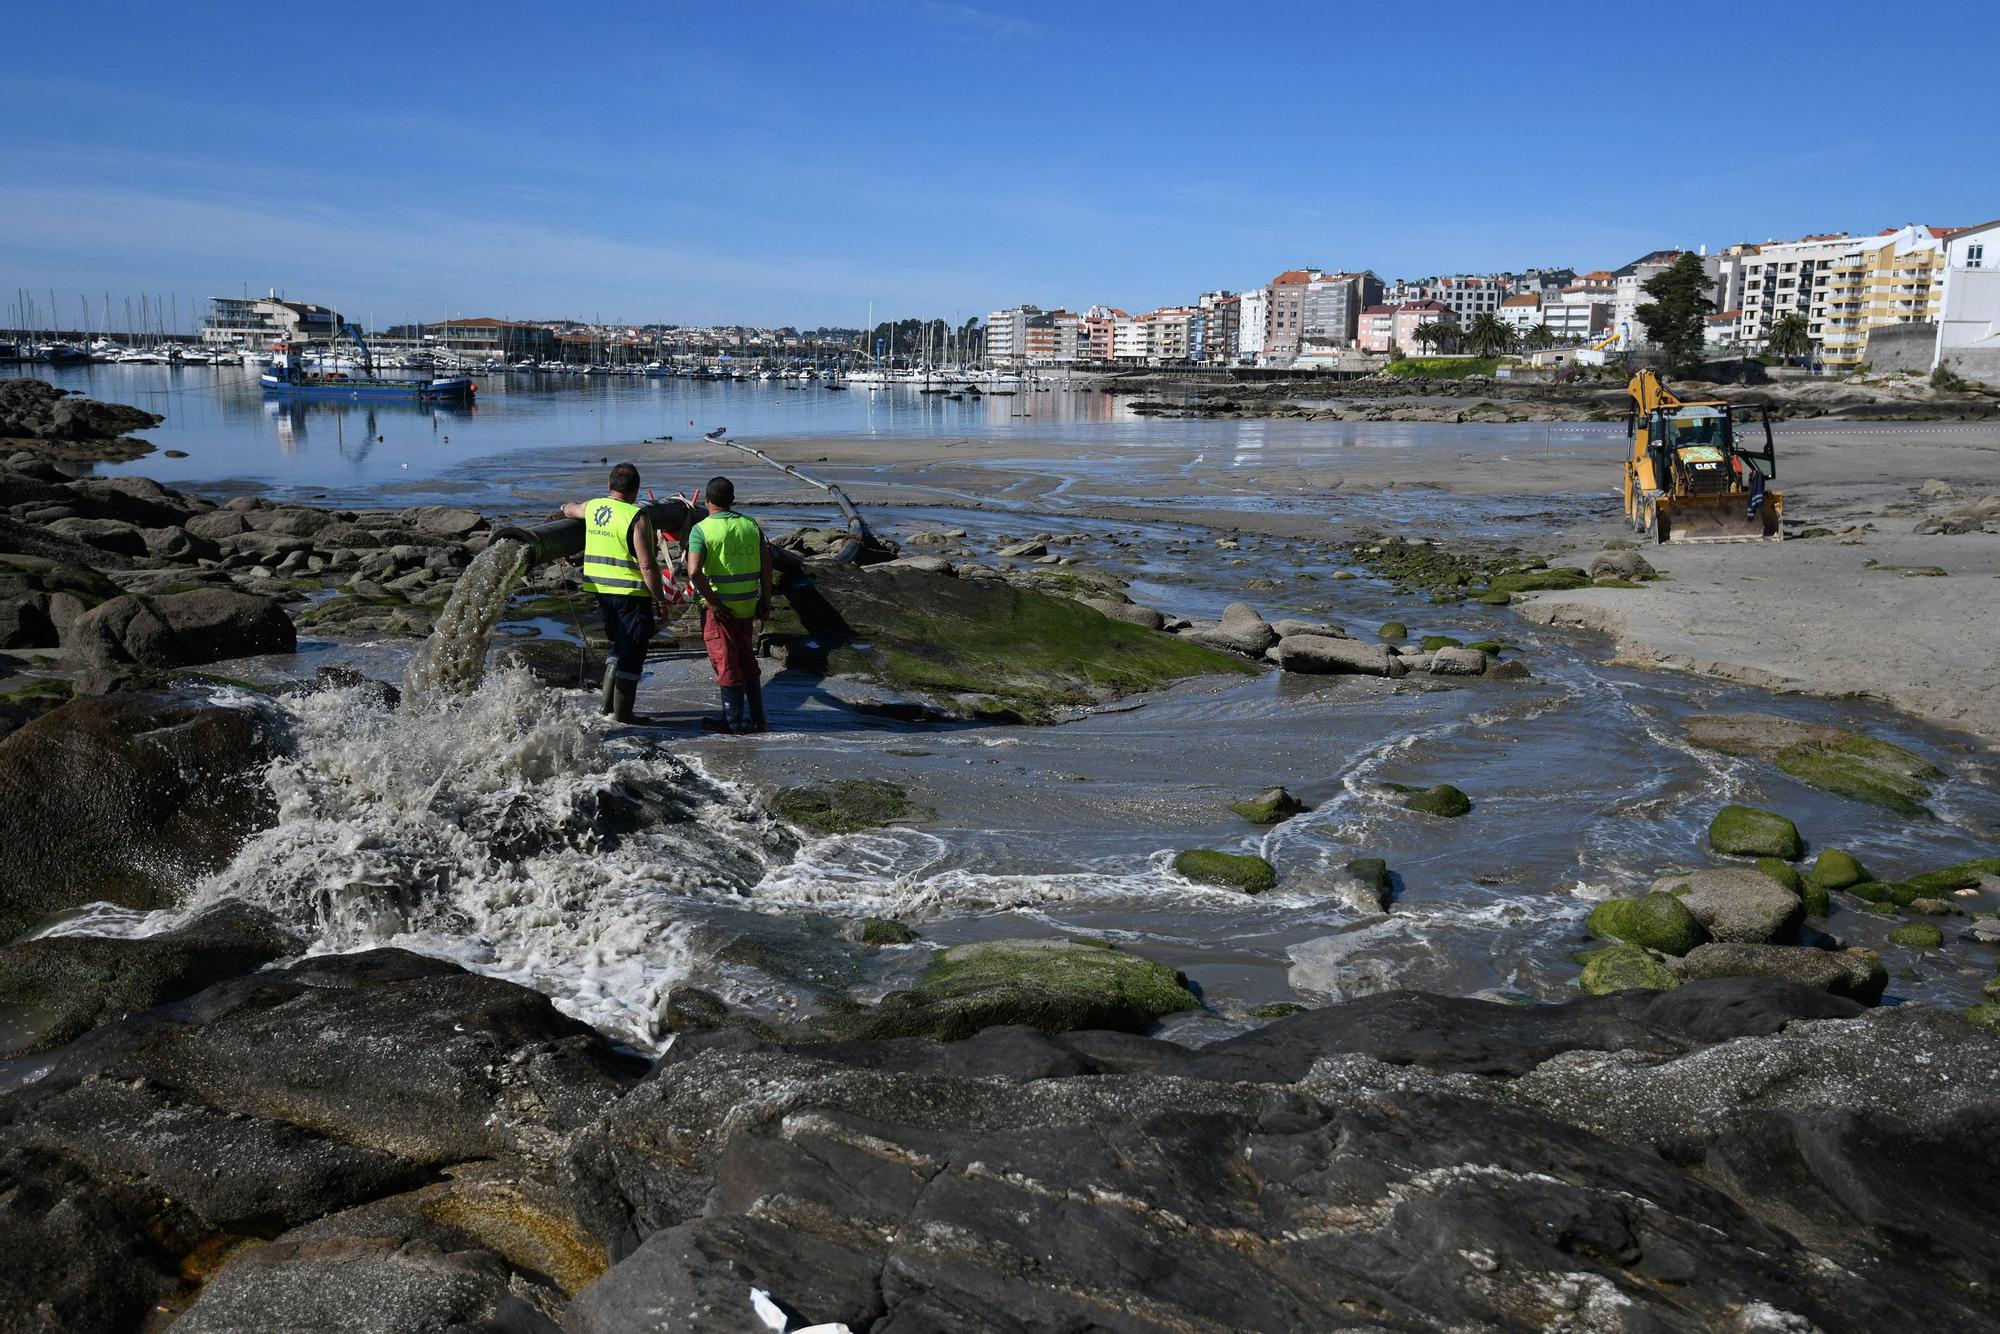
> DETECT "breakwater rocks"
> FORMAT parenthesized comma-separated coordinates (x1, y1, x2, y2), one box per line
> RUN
(0, 378, 164, 463)
(4, 949, 1998, 1331)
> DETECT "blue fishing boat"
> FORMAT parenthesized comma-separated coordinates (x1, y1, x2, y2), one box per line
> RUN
(261, 328, 475, 403)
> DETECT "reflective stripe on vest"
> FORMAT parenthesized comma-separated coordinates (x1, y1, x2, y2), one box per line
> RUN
(693, 511, 764, 618)
(582, 496, 647, 597)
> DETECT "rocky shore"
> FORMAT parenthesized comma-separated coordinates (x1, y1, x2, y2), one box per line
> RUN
(0, 378, 164, 463)
(1107, 366, 2000, 424)
(3, 940, 1997, 1331)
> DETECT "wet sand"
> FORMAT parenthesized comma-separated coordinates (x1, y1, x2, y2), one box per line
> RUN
(602, 419, 2000, 741)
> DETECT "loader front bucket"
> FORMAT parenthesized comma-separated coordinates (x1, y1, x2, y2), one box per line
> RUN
(1656, 491, 1783, 543)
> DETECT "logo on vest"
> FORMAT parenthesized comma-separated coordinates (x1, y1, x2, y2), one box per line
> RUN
(593, 504, 613, 527)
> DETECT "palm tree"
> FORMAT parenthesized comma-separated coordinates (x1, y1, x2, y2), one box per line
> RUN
(1412, 321, 1448, 355)
(1466, 313, 1515, 358)
(1765, 313, 1811, 365)
(1528, 322, 1556, 350)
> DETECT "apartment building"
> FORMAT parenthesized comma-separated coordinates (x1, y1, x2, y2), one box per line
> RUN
(1112, 314, 1150, 363)
(423, 317, 558, 360)
(984, 305, 1041, 368)
(1541, 299, 1610, 342)
(1022, 309, 1087, 365)
(1195, 291, 1240, 364)
(1237, 288, 1270, 361)
(1143, 307, 1197, 363)
(1353, 300, 1455, 353)
(1818, 226, 1948, 371)
(1732, 235, 1853, 347)
(1388, 275, 1508, 328)
(1302, 271, 1384, 347)
(1497, 292, 1542, 334)
(1081, 306, 1124, 362)
(1265, 269, 1322, 358)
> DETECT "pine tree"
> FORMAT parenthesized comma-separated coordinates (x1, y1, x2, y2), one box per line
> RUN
(1635, 254, 1716, 376)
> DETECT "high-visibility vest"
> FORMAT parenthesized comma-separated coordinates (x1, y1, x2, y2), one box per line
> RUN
(581, 496, 647, 598)
(692, 510, 764, 619)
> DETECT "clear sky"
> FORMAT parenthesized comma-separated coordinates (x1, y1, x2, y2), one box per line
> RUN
(5, 0, 1995, 331)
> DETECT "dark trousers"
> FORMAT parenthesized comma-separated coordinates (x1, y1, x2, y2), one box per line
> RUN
(598, 594, 656, 681)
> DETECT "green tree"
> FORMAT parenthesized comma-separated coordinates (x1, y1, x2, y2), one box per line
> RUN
(1635, 253, 1717, 376)
(1466, 313, 1515, 357)
(1765, 312, 1811, 365)
(1528, 322, 1556, 350)
(1411, 321, 1447, 354)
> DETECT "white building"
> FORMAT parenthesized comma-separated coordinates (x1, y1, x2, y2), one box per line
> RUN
(1612, 249, 1720, 344)
(1542, 300, 1611, 343)
(1732, 235, 1854, 348)
(984, 305, 1040, 368)
(201, 292, 343, 350)
(1934, 218, 2000, 382)
(1237, 287, 1270, 361)
(1112, 316, 1150, 363)
(1497, 292, 1542, 335)
(1386, 275, 1508, 327)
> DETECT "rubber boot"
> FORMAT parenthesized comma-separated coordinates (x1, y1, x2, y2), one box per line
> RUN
(612, 678, 639, 724)
(599, 660, 618, 715)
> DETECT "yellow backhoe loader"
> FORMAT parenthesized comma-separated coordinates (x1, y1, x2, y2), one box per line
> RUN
(1623, 370, 1782, 542)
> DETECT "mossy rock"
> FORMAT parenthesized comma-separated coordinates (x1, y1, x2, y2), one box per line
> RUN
(1251, 1001, 1307, 1019)
(1475, 591, 1512, 605)
(1580, 943, 1681, 995)
(1173, 849, 1277, 894)
(763, 563, 1253, 722)
(771, 780, 930, 835)
(1587, 891, 1707, 956)
(1377, 622, 1408, 641)
(859, 937, 1200, 1040)
(1808, 849, 1870, 892)
(1966, 1002, 2000, 1032)
(1685, 714, 1937, 815)
(1488, 568, 1591, 594)
(1708, 804, 1803, 860)
(1343, 858, 1391, 894)
(1887, 921, 1944, 950)
(1419, 635, 1462, 652)
(1847, 881, 1920, 907)
(1231, 786, 1307, 825)
(1902, 857, 2000, 897)
(1754, 858, 1804, 894)
(1403, 784, 1471, 818)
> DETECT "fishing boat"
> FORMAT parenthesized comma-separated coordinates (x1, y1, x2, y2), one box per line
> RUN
(261, 336, 474, 403)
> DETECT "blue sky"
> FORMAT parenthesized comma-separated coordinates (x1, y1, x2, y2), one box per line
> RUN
(6, 0, 1995, 330)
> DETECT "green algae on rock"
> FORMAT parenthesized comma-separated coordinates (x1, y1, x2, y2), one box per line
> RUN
(1755, 858, 1805, 894)
(1808, 849, 1870, 892)
(772, 779, 929, 835)
(860, 937, 1200, 1039)
(1887, 921, 1944, 950)
(766, 563, 1252, 722)
(1174, 849, 1278, 894)
(1685, 713, 1939, 815)
(1579, 943, 1681, 994)
(1709, 804, 1804, 860)
(1901, 857, 2000, 897)
(1231, 787, 1307, 825)
(1587, 892, 1707, 956)
(1403, 784, 1471, 818)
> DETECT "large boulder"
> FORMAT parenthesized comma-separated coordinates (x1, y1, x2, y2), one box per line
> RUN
(0, 554, 121, 649)
(1654, 867, 1805, 943)
(0, 691, 279, 940)
(1580, 942, 1682, 994)
(44, 515, 148, 557)
(1687, 713, 1938, 816)
(1198, 602, 1278, 656)
(1587, 890, 1707, 955)
(1275, 633, 1406, 677)
(65, 587, 296, 668)
(1708, 803, 1805, 859)
(855, 938, 1199, 1040)
(1427, 646, 1488, 675)
(1675, 942, 1887, 1004)
(1174, 848, 1278, 892)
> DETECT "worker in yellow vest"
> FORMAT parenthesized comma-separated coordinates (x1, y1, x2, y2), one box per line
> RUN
(685, 475, 772, 734)
(560, 462, 669, 723)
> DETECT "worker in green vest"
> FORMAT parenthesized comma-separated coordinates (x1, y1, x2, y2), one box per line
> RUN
(560, 462, 669, 723)
(685, 475, 772, 734)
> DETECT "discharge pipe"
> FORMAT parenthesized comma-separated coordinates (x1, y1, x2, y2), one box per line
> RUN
(494, 430, 870, 566)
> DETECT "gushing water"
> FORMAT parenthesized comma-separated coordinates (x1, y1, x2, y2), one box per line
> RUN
(169, 672, 797, 1047)
(403, 537, 529, 703)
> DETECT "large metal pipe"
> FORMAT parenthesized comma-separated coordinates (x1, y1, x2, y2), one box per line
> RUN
(495, 500, 695, 568)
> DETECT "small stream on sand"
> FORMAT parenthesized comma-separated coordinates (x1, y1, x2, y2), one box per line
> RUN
(35, 465, 2000, 1052)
